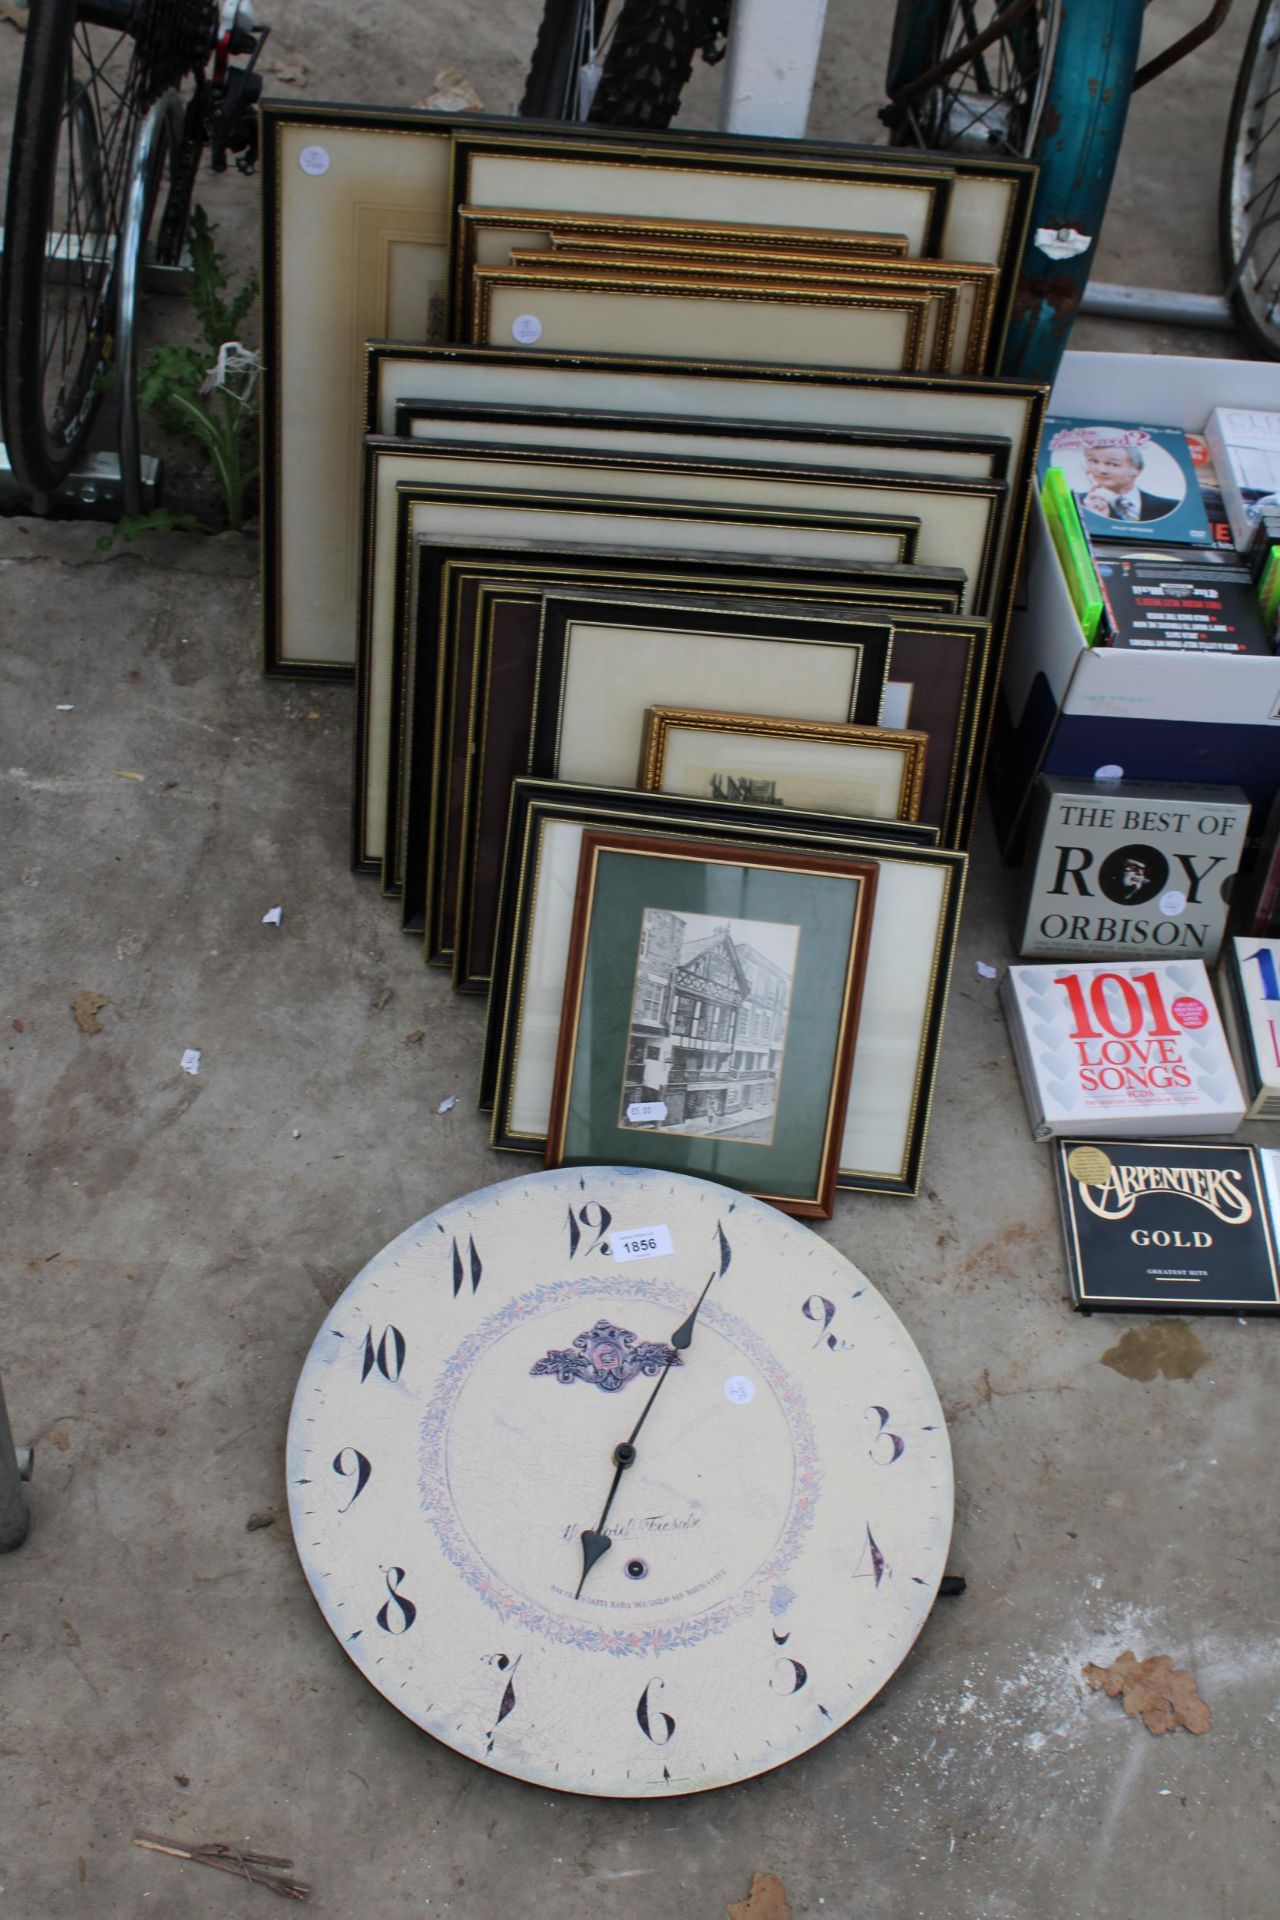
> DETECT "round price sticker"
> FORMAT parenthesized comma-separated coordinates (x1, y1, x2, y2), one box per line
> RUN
(298, 145, 330, 176)
(511, 313, 543, 344)
(724, 1376, 755, 1406)
(1159, 890, 1187, 917)
(1172, 995, 1209, 1029)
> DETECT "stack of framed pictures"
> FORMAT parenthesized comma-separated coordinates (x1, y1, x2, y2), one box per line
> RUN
(258, 100, 1049, 1217)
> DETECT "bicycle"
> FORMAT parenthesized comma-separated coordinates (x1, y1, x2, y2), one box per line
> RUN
(517, 0, 1280, 381)
(0, 0, 267, 506)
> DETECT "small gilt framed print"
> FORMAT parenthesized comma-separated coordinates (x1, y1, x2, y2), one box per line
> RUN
(638, 709, 927, 824)
(545, 832, 878, 1218)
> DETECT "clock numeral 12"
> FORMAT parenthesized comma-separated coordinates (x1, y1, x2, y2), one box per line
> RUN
(636, 1679, 675, 1745)
(376, 1566, 417, 1634)
(566, 1202, 611, 1258)
(332, 1447, 371, 1511)
(361, 1325, 406, 1383)
(451, 1235, 482, 1298)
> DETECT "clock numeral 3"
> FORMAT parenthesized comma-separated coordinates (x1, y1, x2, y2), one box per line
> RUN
(770, 1657, 808, 1695)
(332, 1446, 371, 1511)
(566, 1202, 612, 1258)
(361, 1325, 406, 1384)
(636, 1679, 675, 1745)
(451, 1235, 482, 1298)
(852, 1525, 890, 1588)
(376, 1566, 417, 1635)
(867, 1405, 905, 1466)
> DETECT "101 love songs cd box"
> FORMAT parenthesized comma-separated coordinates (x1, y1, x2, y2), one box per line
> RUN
(1055, 1138, 1280, 1312)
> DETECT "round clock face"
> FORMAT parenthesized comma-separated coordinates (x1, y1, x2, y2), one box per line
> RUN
(287, 1167, 953, 1797)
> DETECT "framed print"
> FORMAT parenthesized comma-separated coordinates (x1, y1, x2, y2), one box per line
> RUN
(363, 343, 1033, 622)
(529, 590, 895, 783)
(638, 709, 927, 823)
(482, 782, 964, 1197)
(399, 541, 966, 950)
(515, 247, 998, 376)
(455, 204, 914, 277)
(449, 138, 953, 327)
(391, 396, 1012, 484)
(544, 832, 879, 1219)
(357, 441, 924, 876)
(470, 267, 933, 373)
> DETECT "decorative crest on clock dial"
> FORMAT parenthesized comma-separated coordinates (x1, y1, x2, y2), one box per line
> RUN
(530, 1317, 679, 1392)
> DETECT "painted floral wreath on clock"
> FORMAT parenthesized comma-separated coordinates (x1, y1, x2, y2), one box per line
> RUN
(417, 1274, 821, 1658)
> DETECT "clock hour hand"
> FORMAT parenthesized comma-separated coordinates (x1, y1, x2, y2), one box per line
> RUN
(574, 1264, 718, 1598)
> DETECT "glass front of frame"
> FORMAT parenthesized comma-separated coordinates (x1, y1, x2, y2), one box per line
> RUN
(547, 838, 876, 1216)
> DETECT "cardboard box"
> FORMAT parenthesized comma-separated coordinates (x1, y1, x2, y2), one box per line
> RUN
(990, 352, 1280, 860)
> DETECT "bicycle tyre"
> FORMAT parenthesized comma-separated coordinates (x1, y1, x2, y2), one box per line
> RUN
(520, 0, 606, 120)
(588, 0, 719, 130)
(884, 0, 1143, 384)
(1219, 0, 1280, 360)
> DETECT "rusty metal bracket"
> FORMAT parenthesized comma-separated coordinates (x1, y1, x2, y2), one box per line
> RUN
(1132, 0, 1234, 91)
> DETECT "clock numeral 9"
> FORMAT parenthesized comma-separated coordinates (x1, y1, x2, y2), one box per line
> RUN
(361, 1325, 406, 1384)
(451, 1235, 482, 1298)
(801, 1295, 853, 1353)
(636, 1679, 675, 1745)
(867, 1406, 905, 1466)
(566, 1202, 612, 1258)
(376, 1566, 417, 1635)
(332, 1447, 371, 1511)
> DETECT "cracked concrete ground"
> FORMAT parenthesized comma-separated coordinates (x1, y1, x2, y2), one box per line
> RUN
(3, 3, 1280, 1917)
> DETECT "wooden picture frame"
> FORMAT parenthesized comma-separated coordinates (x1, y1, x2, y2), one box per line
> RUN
(389, 395, 1013, 484)
(455, 204, 915, 277)
(544, 831, 879, 1219)
(470, 264, 934, 372)
(397, 537, 965, 951)
(357, 438, 926, 875)
(528, 591, 895, 786)
(482, 781, 964, 1197)
(637, 708, 928, 823)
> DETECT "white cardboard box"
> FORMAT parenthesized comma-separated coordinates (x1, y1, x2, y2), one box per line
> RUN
(991, 352, 1280, 858)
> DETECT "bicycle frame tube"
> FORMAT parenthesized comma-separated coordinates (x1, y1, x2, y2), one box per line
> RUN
(1002, 0, 1145, 381)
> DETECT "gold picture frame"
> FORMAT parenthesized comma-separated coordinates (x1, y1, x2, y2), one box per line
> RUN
(637, 708, 928, 824)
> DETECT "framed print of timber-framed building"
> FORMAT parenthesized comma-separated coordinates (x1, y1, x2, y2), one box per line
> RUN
(544, 832, 879, 1219)
(482, 781, 964, 1198)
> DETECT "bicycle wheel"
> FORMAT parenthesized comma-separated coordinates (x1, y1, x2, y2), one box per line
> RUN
(1220, 0, 1280, 359)
(520, 0, 726, 128)
(884, 0, 1143, 383)
(0, 0, 216, 498)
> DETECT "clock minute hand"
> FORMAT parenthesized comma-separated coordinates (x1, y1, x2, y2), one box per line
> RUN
(574, 1264, 718, 1599)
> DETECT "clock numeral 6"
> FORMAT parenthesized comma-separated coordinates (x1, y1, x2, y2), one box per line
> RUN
(566, 1201, 612, 1258)
(636, 1679, 675, 1745)
(332, 1446, 371, 1511)
(376, 1566, 417, 1635)
(867, 1406, 905, 1466)
(361, 1325, 406, 1384)
(770, 1657, 808, 1695)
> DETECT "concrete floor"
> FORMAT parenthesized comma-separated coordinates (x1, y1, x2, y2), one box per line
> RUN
(3, 3, 1280, 1917)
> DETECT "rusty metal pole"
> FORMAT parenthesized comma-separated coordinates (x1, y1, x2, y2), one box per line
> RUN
(0, 1375, 31, 1552)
